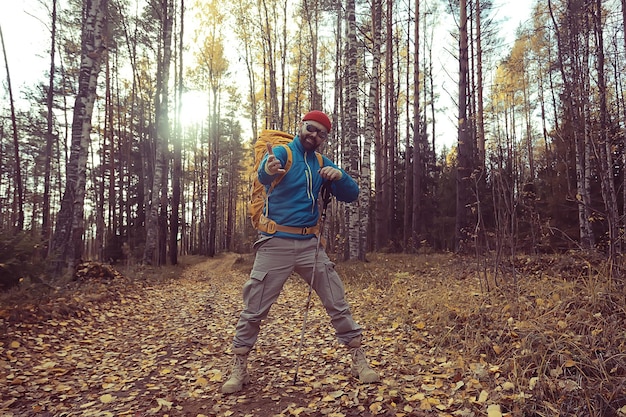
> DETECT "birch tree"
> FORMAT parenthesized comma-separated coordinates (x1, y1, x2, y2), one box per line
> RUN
(592, 0, 619, 259)
(143, 0, 174, 265)
(548, 0, 594, 249)
(363, 0, 382, 254)
(50, 0, 109, 275)
(344, 0, 362, 260)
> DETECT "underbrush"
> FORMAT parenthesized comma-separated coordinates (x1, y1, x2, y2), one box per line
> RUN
(0, 232, 47, 291)
(338, 252, 626, 417)
(0, 255, 209, 326)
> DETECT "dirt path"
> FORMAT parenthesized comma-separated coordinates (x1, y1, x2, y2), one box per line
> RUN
(1, 253, 482, 417)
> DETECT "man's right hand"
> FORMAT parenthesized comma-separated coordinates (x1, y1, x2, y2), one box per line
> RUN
(265, 143, 286, 175)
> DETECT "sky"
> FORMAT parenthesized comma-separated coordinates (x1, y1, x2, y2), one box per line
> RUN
(1, 1, 50, 97)
(1, 0, 533, 147)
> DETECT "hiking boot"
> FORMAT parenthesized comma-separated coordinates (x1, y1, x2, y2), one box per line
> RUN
(348, 337, 379, 383)
(221, 347, 251, 394)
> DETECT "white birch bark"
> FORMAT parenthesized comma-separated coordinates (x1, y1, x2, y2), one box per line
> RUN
(345, 0, 361, 260)
(362, 0, 381, 258)
(50, 0, 108, 275)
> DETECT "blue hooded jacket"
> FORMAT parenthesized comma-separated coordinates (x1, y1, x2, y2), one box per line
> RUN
(258, 135, 359, 239)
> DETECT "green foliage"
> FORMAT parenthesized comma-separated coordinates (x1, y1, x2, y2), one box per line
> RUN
(0, 232, 47, 290)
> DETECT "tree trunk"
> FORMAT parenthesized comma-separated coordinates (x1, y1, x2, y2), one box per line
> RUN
(621, 0, 626, 252)
(170, 0, 184, 265)
(548, 0, 594, 249)
(403, 4, 413, 251)
(345, 0, 362, 260)
(522, 67, 535, 180)
(225, 142, 234, 251)
(193, 1, 229, 257)
(475, 0, 485, 167)
(96, 54, 111, 261)
(455, 0, 472, 253)
(43, 0, 58, 248)
(207, 87, 219, 257)
(304, 0, 320, 109)
(0, 25, 24, 232)
(232, 0, 258, 137)
(593, 0, 619, 257)
(50, 0, 109, 275)
(278, 0, 287, 126)
(410, 0, 421, 251)
(260, 0, 280, 128)
(143, 0, 173, 265)
(385, 0, 396, 250)
(364, 0, 382, 255)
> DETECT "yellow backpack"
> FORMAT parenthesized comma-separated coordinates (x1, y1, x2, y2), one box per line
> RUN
(249, 129, 323, 230)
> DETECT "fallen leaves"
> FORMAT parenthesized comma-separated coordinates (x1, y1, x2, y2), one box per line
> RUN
(487, 403, 502, 417)
(1, 253, 624, 416)
(100, 393, 115, 404)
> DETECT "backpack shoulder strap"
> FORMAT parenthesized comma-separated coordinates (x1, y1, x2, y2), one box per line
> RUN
(269, 144, 292, 190)
(315, 152, 323, 167)
(282, 145, 293, 173)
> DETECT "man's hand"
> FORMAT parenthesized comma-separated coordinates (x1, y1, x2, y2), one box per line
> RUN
(265, 143, 285, 175)
(319, 166, 342, 181)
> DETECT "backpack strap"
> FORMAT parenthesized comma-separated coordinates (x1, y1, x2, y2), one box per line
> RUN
(260, 149, 325, 236)
(263, 145, 292, 218)
(271, 145, 292, 188)
(315, 152, 323, 167)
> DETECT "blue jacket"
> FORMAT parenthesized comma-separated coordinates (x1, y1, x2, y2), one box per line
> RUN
(258, 135, 359, 238)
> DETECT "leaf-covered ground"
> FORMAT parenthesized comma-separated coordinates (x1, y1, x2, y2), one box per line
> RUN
(1, 252, 625, 416)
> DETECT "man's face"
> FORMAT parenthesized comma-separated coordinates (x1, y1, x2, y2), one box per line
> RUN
(299, 121, 328, 152)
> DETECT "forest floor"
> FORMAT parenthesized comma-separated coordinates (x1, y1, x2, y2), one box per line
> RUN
(0, 251, 625, 417)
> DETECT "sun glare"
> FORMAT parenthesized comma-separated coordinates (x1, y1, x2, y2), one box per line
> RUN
(179, 90, 210, 127)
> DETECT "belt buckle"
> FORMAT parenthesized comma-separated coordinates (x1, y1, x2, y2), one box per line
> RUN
(259, 216, 276, 234)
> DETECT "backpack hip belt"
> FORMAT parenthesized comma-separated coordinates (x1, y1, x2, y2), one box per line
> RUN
(258, 215, 320, 235)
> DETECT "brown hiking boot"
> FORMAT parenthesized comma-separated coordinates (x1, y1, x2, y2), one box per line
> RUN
(221, 347, 251, 394)
(348, 337, 379, 383)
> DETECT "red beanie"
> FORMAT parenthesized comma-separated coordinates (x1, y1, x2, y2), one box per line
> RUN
(302, 110, 332, 132)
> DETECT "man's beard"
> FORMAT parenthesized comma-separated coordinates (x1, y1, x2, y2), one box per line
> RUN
(299, 133, 319, 151)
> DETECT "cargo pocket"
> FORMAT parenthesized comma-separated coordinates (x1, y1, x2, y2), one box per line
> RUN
(243, 269, 269, 313)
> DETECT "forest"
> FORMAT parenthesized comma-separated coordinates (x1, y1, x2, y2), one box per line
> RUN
(0, 0, 625, 281)
(1, 1, 626, 416)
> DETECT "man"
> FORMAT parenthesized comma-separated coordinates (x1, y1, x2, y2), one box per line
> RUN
(222, 110, 379, 394)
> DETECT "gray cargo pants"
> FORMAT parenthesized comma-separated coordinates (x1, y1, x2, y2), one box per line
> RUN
(233, 236, 362, 348)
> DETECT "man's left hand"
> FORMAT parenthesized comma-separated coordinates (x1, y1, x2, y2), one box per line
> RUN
(319, 166, 342, 181)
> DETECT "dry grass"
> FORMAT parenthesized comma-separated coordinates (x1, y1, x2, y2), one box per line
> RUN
(337, 252, 626, 417)
(2, 251, 624, 416)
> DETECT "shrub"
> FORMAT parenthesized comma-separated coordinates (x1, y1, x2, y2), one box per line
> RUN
(0, 231, 47, 290)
